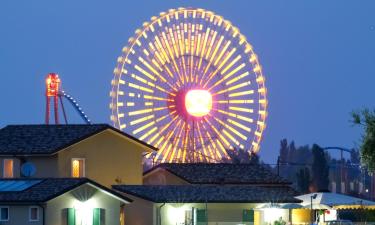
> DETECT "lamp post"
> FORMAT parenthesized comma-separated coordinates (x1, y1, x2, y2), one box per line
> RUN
(310, 194, 318, 225)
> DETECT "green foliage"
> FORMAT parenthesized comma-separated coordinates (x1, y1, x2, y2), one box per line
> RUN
(311, 144, 329, 191)
(273, 217, 286, 225)
(296, 167, 310, 193)
(352, 108, 375, 171)
(224, 148, 260, 164)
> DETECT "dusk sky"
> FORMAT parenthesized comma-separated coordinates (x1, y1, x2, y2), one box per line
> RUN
(1, 0, 374, 163)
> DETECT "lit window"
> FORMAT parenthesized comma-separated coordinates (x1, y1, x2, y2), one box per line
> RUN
(29, 207, 39, 221)
(3, 159, 13, 178)
(0, 207, 9, 221)
(71, 159, 85, 178)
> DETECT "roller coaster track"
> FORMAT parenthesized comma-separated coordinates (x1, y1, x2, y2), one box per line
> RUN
(59, 90, 91, 124)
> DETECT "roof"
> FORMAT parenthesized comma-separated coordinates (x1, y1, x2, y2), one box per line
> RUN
(144, 163, 290, 185)
(0, 124, 157, 155)
(0, 178, 132, 203)
(296, 192, 375, 207)
(113, 185, 301, 203)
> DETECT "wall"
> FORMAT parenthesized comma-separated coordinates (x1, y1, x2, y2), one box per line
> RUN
(45, 183, 123, 225)
(0, 156, 58, 178)
(122, 194, 155, 225)
(0, 205, 43, 225)
(143, 168, 190, 185)
(255, 208, 289, 225)
(57, 129, 147, 186)
(159, 203, 259, 225)
(291, 209, 311, 224)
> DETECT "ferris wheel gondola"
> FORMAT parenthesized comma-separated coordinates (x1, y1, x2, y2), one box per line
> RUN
(110, 8, 267, 163)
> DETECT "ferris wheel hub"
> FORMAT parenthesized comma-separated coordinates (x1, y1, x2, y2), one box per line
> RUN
(185, 89, 212, 117)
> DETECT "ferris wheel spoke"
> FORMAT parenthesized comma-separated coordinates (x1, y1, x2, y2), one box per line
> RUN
(133, 121, 156, 135)
(202, 47, 236, 88)
(213, 108, 254, 123)
(212, 81, 251, 96)
(226, 118, 251, 133)
(214, 99, 254, 104)
(160, 121, 181, 163)
(201, 35, 224, 80)
(196, 122, 210, 162)
(154, 36, 171, 64)
(212, 116, 247, 141)
(229, 106, 254, 113)
(228, 90, 254, 97)
(148, 114, 178, 145)
(138, 57, 167, 82)
(128, 82, 154, 93)
(225, 71, 250, 86)
(208, 62, 245, 91)
(169, 120, 185, 162)
(112, 8, 267, 162)
(130, 115, 155, 126)
(134, 64, 157, 81)
(203, 117, 232, 149)
(161, 33, 182, 79)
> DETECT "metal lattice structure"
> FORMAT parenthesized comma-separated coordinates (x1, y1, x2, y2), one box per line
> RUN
(110, 8, 267, 163)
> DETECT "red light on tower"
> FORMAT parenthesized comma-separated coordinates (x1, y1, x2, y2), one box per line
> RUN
(46, 73, 61, 97)
(45, 73, 61, 124)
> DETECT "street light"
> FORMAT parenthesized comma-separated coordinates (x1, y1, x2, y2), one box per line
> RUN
(310, 193, 318, 225)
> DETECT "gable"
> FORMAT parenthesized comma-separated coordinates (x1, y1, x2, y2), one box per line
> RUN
(0, 124, 156, 156)
(59, 129, 152, 155)
(143, 167, 190, 185)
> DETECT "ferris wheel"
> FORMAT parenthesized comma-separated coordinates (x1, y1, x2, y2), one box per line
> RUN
(110, 8, 267, 163)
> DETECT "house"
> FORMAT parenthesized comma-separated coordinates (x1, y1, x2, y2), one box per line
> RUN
(143, 163, 290, 185)
(0, 124, 156, 186)
(115, 163, 302, 225)
(0, 178, 131, 225)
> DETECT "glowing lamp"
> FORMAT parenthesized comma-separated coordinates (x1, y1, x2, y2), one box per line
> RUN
(185, 90, 212, 117)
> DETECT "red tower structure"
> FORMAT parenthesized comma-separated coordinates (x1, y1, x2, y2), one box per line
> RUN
(45, 73, 61, 124)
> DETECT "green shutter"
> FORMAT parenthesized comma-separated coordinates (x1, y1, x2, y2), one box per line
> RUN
(67, 208, 75, 225)
(242, 209, 254, 222)
(196, 209, 207, 222)
(93, 208, 104, 225)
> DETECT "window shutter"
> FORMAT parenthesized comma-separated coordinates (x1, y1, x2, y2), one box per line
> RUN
(196, 209, 207, 223)
(93, 208, 104, 225)
(67, 208, 75, 225)
(243, 209, 254, 222)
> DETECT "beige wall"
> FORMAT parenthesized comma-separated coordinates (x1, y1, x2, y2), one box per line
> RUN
(122, 200, 259, 225)
(0, 205, 43, 225)
(57, 130, 146, 186)
(159, 203, 259, 225)
(0, 156, 58, 178)
(45, 183, 123, 225)
(0, 129, 148, 186)
(143, 169, 190, 185)
(122, 194, 155, 225)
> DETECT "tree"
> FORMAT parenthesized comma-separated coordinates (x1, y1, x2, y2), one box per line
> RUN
(352, 108, 375, 171)
(279, 139, 288, 163)
(296, 167, 311, 193)
(224, 148, 259, 164)
(311, 144, 329, 191)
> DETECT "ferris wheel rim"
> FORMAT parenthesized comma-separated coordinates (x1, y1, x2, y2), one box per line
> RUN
(110, 7, 267, 162)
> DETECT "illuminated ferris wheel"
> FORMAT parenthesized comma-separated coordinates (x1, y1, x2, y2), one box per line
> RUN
(110, 8, 267, 163)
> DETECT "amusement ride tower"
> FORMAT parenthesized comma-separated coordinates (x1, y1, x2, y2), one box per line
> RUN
(45, 73, 91, 125)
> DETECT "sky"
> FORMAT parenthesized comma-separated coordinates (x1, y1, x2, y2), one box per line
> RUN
(0, 0, 374, 163)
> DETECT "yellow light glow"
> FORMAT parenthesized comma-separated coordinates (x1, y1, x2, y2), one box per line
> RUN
(185, 90, 212, 117)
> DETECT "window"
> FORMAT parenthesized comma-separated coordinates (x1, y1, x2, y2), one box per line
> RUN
(71, 158, 85, 178)
(0, 207, 9, 221)
(29, 207, 39, 221)
(3, 159, 14, 178)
